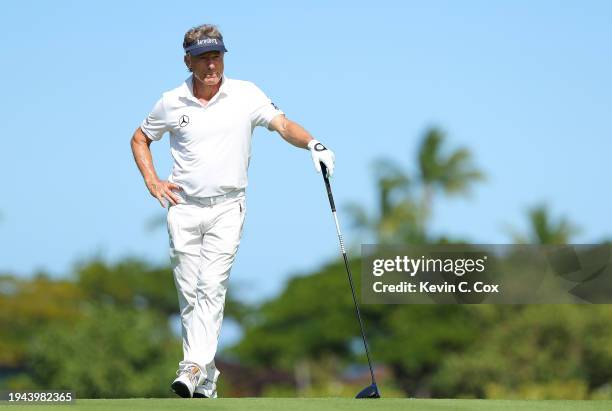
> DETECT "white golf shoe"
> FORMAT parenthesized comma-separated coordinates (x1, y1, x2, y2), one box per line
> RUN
(171, 364, 203, 398)
(193, 378, 218, 398)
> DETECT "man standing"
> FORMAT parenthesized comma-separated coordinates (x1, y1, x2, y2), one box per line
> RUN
(130, 24, 335, 398)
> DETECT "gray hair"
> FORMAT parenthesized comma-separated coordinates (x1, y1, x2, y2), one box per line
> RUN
(183, 24, 224, 50)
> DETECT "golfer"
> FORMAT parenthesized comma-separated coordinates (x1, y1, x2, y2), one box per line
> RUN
(130, 24, 335, 398)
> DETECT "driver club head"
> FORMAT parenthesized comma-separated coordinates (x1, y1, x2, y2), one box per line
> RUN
(356, 383, 381, 399)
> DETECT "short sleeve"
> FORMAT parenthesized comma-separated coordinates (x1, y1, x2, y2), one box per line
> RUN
(140, 97, 169, 141)
(248, 83, 284, 130)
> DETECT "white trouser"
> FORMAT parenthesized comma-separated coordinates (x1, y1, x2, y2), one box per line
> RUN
(166, 190, 246, 384)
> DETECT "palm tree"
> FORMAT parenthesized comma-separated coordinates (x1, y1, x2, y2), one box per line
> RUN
(417, 128, 485, 229)
(348, 127, 484, 244)
(346, 159, 423, 244)
(511, 204, 579, 244)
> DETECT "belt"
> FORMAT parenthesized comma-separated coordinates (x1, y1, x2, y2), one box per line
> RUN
(177, 189, 245, 207)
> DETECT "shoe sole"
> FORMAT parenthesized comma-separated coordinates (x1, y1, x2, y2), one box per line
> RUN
(171, 381, 192, 398)
(193, 392, 208, 398)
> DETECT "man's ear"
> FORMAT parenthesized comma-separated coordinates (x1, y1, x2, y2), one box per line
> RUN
(184, 54, 192, 72)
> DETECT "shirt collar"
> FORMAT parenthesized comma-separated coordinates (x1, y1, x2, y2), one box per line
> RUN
(183, 74, 230, 102)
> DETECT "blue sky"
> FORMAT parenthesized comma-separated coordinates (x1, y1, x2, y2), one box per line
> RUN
(1, 0, 611, 303)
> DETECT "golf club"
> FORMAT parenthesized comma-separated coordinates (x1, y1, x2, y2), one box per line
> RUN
(320, 162, 381, 399)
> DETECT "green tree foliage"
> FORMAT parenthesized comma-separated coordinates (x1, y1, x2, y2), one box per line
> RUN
(74, 258, 178, 316)
(0, 274, 84, 366)
(510, 204, 581, 245)
(231, 259, 379, 370)
(73, 258, 248, 323)
(18, 304, 179, 398)
(417, 128, 484, 199)
(229, 256, 507, 396)
(348, 127, 484, 244)
(375, 305, 501, 396)
(431, 305, 612, 399)
(1, 258, 250, 396)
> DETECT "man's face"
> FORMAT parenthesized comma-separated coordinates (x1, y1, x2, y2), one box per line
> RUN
(186, 51, 224, 86)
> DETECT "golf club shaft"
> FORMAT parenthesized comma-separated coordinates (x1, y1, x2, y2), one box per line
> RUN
(320, 163, 377, 386)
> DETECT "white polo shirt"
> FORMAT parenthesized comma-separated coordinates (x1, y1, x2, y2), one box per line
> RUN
(141, 75, 283, 197)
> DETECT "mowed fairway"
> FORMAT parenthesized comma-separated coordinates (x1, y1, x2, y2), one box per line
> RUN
(2, 398, 611, 411)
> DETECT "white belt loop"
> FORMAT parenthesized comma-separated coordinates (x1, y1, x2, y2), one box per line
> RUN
(182, 189, 244, 207)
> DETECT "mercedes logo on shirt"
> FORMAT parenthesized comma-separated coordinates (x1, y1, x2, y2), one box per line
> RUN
(179, 115, 190, 128)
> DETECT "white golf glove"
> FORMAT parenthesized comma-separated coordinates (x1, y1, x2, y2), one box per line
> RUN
(308, 139, 335, 177)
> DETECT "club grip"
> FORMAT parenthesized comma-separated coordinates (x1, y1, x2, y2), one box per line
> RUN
(320, 162, 336, 212)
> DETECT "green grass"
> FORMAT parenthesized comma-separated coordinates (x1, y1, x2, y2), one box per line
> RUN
(2, 398, 612, 411)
